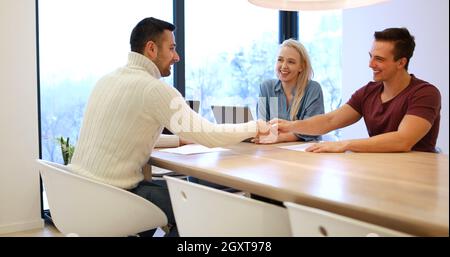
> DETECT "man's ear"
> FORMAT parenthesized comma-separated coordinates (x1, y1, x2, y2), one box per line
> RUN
(144, 40, 158, 60)
(398, 57, 408, 69)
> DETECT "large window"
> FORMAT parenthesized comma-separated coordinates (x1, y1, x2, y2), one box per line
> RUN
(38, 0, 172, 163)
(185, 0, 279, 122)
(298, 10, 342, 138)
(38, 1, 343, 162)
(299, 10, 342, 113)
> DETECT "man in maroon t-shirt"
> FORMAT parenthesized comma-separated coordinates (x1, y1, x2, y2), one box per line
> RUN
(269, 27, 441, 153)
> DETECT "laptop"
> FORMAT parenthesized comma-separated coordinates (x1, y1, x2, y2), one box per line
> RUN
(211, 105, 254, 124)
(162, 100, 200, 135)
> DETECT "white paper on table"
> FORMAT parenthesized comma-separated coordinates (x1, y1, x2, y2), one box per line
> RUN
(158, 144, 230, 155)
(278, 143, 316, 152)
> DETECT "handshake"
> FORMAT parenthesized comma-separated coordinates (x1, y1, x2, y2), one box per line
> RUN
(254, 119, 292, 144)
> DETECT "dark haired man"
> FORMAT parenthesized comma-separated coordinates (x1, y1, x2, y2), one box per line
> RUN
(271, 27, 441, 153)
(69, 17, 270, 236)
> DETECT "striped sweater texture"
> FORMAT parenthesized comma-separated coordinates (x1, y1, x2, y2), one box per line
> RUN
(69, 52, 257, 189)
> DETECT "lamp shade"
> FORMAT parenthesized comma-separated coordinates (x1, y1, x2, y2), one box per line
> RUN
(248, 0, 389, 11)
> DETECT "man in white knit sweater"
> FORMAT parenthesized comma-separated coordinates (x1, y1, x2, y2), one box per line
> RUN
(68, 17, 269, 236)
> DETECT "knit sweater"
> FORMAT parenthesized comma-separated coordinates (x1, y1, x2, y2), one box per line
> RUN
(69, 52, 257, 189)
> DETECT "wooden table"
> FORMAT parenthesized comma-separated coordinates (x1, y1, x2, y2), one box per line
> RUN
(150, 143, 449, 236)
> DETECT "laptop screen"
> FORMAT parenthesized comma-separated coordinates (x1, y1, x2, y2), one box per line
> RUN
(211, 105, 254, 124)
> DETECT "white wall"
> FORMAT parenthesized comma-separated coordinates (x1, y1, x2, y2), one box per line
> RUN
(341, 0, 449, 153)
(0, 0, 43, 234)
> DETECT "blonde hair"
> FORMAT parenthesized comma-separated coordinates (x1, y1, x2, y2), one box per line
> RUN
(280, 39, 313, 120)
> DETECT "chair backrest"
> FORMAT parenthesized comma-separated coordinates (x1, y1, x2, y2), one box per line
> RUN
(164, 176, 291, 237)
(37, 159, 167, 236)
(284, 202, 410, 237)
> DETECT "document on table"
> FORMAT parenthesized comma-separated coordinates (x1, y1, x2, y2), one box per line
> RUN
(278, 143, 315, 152)
(159, 144, 230, 155)
(278, 142, 354, 153)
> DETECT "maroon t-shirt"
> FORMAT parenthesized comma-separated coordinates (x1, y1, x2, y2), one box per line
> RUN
(347, 75, 441, 152)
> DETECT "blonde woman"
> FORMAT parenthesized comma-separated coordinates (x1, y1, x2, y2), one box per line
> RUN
(256, 38, 324, 143)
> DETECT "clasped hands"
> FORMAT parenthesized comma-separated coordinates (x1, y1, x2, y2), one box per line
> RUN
(255, 119, 347, 153)
(254, 119, 283, 144)
(254, 118, 298, 144)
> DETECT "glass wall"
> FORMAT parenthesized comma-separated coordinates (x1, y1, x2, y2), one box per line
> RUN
(185, 0, 279, 122)
(38, 0, 172, 163)
(38, 1, 343, 164)
(299, 10, 342, 138)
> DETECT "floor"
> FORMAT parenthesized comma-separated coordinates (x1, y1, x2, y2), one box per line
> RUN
(0, 220, 166, 237)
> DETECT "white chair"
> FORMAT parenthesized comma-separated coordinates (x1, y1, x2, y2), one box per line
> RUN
(164, 175, 291, 237)
(284, 202, 410, 237)
(37, 159, 168, 236)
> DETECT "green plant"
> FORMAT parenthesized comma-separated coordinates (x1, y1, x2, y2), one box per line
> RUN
(57, 136, 75, 165)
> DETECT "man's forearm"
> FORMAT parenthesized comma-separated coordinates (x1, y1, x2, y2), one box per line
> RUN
(345, 132, 413, 153)
(292, 114, 334, 135)
(278, 132, 299, 143)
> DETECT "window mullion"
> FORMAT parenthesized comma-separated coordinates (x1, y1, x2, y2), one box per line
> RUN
(279, 10, 298, 43)
(174, 0, 186, 96)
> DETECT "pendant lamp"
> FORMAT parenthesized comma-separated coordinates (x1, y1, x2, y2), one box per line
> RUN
(248, 0, 389, 11)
